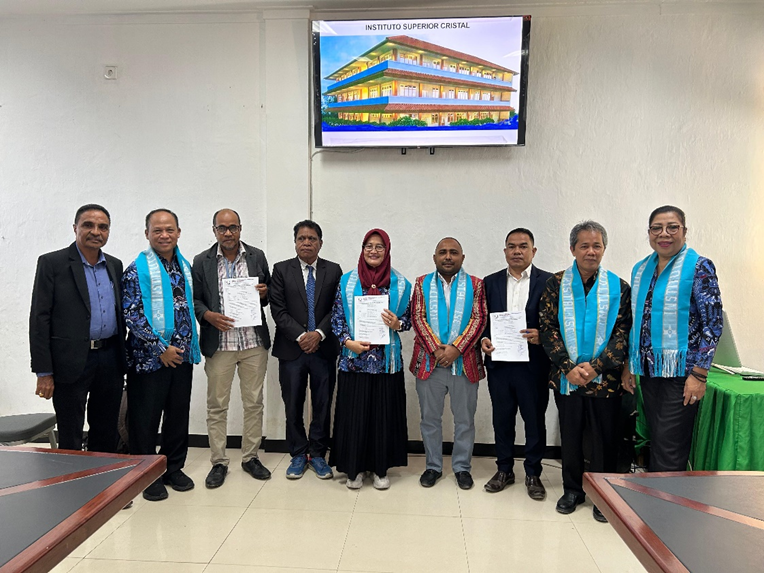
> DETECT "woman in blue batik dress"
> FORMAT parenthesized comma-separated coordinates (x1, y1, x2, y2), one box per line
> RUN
(330, 228, 412, 490)
(622, 205, 723, 472)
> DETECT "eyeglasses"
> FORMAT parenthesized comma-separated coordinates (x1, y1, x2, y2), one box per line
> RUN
(648, 224, 684, 236)
(214, 225, 241, 235)
(363, 244, 386, 253)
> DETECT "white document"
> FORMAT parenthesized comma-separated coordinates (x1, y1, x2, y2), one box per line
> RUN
(490, 311, 529, 362)
(353, 295, 390, 345)
(222, 277, 262, 328)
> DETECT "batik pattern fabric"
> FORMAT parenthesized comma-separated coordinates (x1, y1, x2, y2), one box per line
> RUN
(123, 252, 198, 373)
(636, 256, 722, 377)
(332, 278, 412, 374)
(540, 270, 632, 398)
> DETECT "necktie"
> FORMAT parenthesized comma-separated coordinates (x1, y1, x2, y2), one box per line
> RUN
(306, 265, 316, 331)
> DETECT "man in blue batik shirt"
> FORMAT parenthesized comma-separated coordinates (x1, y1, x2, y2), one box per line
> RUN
(122, 208, 201, 501)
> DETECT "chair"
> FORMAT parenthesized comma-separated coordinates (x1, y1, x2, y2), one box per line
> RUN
(0, 413, 58, 448)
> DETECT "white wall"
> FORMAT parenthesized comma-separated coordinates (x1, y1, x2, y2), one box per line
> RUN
(2, 3, 762, 450)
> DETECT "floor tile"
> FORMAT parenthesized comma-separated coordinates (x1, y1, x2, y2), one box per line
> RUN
(353, 465, 460, 517)
(204, 566, 336, 573)
(250, 467, 358, 512)
(212, 507, 352, 570)
(157, 452, 284, 508)
(50, 557, 81, 573)
(339, 512, 468, 573)
(457, 477, 571, 522)
(574, 521, 648, 573)
(68, 507, 135, 558)
(86, 503, 245, 563)
(71, 559, 206, 572)
(462, 517, 600, 573)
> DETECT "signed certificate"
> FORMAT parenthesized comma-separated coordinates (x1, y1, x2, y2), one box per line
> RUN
(353, 295, 390, 345)
(489, 311, 529, 362)
(222, 277, 261, 327)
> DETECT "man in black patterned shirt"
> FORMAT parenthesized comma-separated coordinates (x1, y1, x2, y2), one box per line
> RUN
(539, 221, 631, 523)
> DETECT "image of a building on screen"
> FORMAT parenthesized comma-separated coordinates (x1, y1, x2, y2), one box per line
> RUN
(322, 35, 517, 127)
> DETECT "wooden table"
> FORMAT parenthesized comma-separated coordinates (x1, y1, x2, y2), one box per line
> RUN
(0, 447, 165, 573)
(583, 471, 764, 573)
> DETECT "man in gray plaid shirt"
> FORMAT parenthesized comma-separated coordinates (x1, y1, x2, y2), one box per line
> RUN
(192, 208, 273, 488)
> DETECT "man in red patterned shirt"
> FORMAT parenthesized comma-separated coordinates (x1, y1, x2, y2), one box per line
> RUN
(410, 237, 488, 490)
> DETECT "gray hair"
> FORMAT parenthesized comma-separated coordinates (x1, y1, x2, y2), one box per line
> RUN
(569, 220, 608, 249)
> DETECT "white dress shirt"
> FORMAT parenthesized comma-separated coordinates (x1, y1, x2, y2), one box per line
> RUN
(506, 265, 532, 312)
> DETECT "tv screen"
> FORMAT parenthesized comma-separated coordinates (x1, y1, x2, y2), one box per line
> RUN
(312, 16, 531, 148)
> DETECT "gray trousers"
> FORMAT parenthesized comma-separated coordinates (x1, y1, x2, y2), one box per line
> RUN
(416, 368, 478, 473)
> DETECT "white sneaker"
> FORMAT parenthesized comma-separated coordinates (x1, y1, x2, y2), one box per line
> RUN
(346, 473, 364, 489)
(372, 473, 390, 490)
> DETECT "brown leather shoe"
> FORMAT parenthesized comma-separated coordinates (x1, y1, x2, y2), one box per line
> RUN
(484, 470, 515, 493)
(525, 475, 546, 500)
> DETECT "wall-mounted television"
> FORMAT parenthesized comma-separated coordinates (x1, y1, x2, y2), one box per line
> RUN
(312, 15, 531, 149)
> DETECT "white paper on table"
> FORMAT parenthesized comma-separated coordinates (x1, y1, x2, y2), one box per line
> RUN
(489, 311, 529, 362)
(222, 277, 262, 327)
(353, 295, 390, 345)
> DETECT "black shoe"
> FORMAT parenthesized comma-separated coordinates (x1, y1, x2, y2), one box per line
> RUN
(420, 469, 443, 488)
(525, 475, 547, 501)
(163, 469, 195, 492)
(593, 505, 608, 523)
(242, 457, 272, 480)
(143, 478, 168, 501)
(555, 492, 585, 514)
(205, 464, 228, 489)
(484, 470, 515, 493)
(122, 500, 134, 510)
(455, 471, 474, 490)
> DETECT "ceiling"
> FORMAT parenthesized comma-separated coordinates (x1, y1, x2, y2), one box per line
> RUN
(0, 0, 750, 16)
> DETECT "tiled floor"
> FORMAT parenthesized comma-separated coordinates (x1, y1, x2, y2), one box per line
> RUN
(50, 448, 646, 573)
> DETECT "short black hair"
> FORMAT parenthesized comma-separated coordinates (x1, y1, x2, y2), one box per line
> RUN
(145, 208, 179, 229)
(293, 220, 322, 241)
(505, 228, 535, 245)
(649, 205, 686, 227)
(212, 209, 241, 226)
(74, 204, 111, 225)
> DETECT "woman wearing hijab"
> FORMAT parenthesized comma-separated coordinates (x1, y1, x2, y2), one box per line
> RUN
(330, 229, 412, 490)
(622, 205, 723, 472)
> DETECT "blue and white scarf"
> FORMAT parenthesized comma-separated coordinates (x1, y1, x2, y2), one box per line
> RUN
(135, 246, 201, 364)
(422, 268, 473, 376)
(629, 245, 699, 377)
(559, 263, 621, 395)
(340, 268, 412, 373)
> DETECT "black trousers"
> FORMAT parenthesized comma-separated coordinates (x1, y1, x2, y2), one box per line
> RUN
(555, 391, 621, 496)
(52, 342, 123, 452)
(127, 362, 192, 475)
(487, 362, 549, 476)
(279, 352, 336, 458)
(640, 374, 699, 472)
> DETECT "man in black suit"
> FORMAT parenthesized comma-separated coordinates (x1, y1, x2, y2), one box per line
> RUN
(29, 204, 126, 452)
(481, 228, 552, 500)
(192, 208, 272, 489)
(269, 220, 342, 480)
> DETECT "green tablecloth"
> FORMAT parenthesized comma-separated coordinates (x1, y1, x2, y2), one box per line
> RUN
(690, 370, 764, 471)
(635, 370, 764, 471)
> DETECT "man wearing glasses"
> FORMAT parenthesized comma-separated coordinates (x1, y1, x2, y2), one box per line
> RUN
(269, 220, 342, 480)
(192, 209, 272, 489)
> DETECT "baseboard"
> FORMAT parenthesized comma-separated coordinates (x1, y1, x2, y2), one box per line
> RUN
(34, 433, 560, 461)
(255, 436, 559, 459)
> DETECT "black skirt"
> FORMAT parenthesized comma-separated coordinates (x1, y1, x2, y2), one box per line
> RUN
(330, 370, 408, 478)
